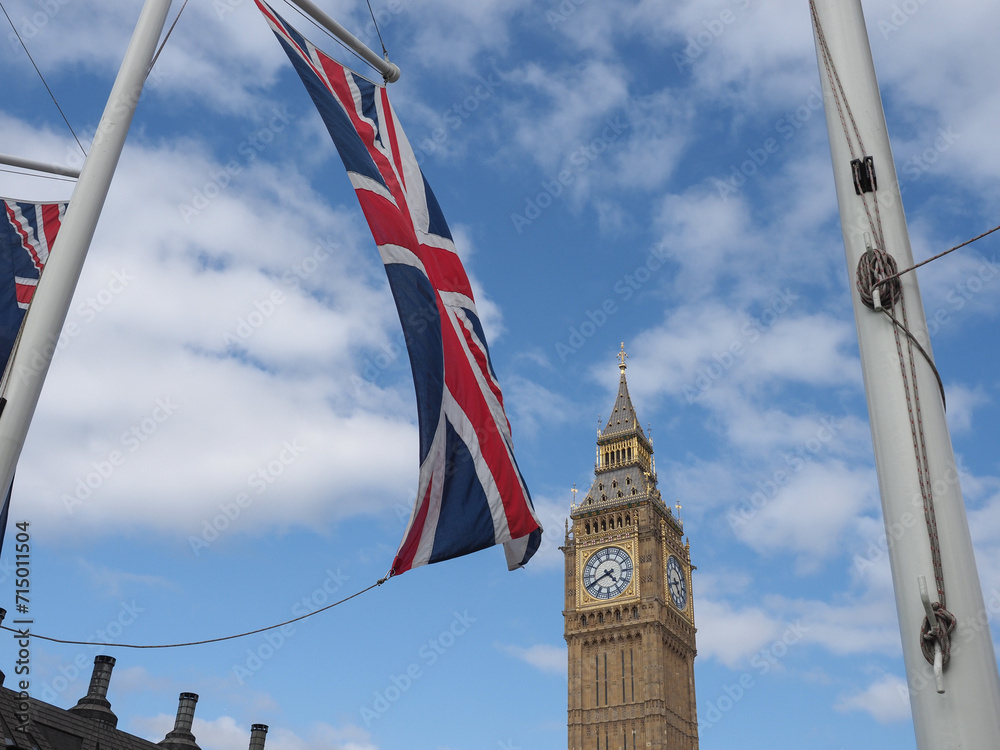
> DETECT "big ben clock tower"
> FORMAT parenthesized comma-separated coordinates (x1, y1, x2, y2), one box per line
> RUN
(563, 345, 698, 750)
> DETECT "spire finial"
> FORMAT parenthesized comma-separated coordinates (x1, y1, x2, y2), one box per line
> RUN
(571, 483, 578, 504)
(618, 342, 628, 372)
(675, 500, 682, 519)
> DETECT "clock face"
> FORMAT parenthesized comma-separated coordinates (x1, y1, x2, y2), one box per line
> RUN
(667, 555, 687, 610)
(583, 547, 633, 600)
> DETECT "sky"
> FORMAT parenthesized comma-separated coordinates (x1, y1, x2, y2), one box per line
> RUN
(1, 0, 1000, 748)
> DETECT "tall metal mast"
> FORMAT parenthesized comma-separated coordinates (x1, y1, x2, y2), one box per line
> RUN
(0, 0, 174, 515)
(808, 0, 1000, 745)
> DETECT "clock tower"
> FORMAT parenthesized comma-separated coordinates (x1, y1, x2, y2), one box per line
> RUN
(563, 345, 698, 750)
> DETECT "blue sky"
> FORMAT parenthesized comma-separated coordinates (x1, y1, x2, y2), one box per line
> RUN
(2, 0, 1000, 748)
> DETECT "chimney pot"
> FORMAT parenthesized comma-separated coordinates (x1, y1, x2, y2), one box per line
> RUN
(158, 692, 201, 749)
(248, 724, 268, 750)
(68, 655, 118, 726)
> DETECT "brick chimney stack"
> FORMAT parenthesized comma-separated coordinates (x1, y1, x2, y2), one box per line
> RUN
(68, 655, 118, 727)
(158, 692, 201, 749)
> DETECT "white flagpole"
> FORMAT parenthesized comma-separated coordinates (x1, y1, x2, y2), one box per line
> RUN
(808, 0, 1000, 746)
(0, 0, 174, 503)
(0, 153, 80, 179)
(284, 0, 400, 83)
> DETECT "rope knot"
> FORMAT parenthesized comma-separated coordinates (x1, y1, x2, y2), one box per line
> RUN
(857, 246, 901, 309)
(920, 602, 956, 667)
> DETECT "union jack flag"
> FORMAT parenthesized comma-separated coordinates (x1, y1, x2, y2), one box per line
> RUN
(257, 2, 542, 574)
(0, 199, 64, 368)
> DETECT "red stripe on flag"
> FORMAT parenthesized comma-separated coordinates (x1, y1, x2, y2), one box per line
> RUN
(15, 282, 36, 307)
(440, 313, 536, 538)
(392, 478, 435, 574)
(39, 203, 61, 263)
(379, 87, 407, 195)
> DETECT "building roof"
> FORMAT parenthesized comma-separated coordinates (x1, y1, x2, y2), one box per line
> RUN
(0, 654, 269, 750)
(600, 344, 649, 443)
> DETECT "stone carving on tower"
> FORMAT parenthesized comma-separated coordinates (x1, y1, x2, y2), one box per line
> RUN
(563, 344, 698, 750)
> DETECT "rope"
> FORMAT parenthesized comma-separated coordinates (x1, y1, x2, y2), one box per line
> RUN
(147, 0, 192, 77)
(920, 600, 956, 666)
(880, 222, 1000, 286)
(364, 0, 389, 59)
(0, 166, 77, 183)
(0, 573, 391, 649)
(0, 0, 87, 158)
(856, 247, 945, 407)
(280, 0, 384, 85)
(810, 0, 955, 671)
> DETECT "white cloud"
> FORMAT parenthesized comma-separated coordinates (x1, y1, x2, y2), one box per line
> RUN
(943, 382, 990, 435)
(695, 598, 783, 668)
(134, 714, 378, 750)
(497, 642, 566, 675)
(835, 672, 911, 724)
(77, 558, 176, 597)
(733, 460, 878, 567)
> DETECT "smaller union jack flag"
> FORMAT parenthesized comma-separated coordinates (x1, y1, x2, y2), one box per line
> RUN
(0, 199, 65, 368)
(0, 197, 65, 555)
(257, 1, 542, 574)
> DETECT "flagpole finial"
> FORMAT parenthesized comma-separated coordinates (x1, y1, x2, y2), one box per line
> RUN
(618, 342, 628, 372)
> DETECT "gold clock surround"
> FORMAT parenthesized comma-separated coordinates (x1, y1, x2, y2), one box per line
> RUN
(576, 534, 640, 609)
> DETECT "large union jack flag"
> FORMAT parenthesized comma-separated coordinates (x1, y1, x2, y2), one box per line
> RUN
(257, 1, 542, 574)
(0, 199, 64, 368)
